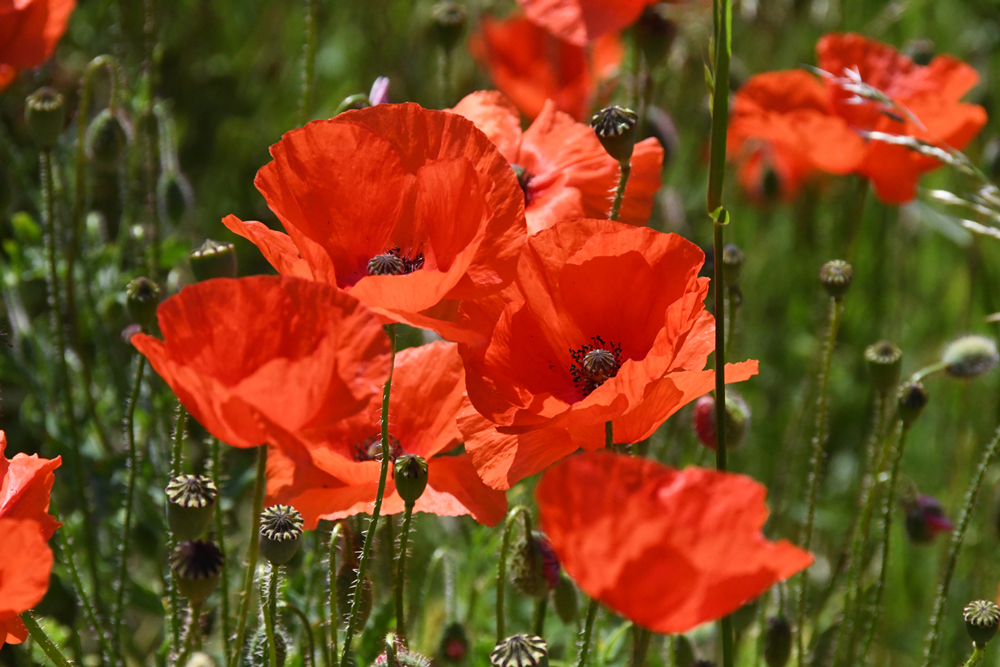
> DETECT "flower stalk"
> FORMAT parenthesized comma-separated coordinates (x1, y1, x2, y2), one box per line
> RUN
(21, 612, 74, 667)
(212, 438, 232, 657)
(327, 522, 342, 667)
(395, 502, 415, 638)
(495, 505, 532, 642)
(265, 564, 281, 667)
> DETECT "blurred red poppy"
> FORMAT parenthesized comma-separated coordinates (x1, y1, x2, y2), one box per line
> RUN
(451, 91, 663, 234)
(468, 14, 622, 121)
(458, 219, 758, 489)
(0, 0, 76, 91)
(132, 276, 391, 449)
(222, 103, 526, 344)
(267, 342, 507, 527)
(728, 33, 987, 203)
(0, 431, 61, 647)
(517, 0, 657, 46)
(537, 451, 812, 633)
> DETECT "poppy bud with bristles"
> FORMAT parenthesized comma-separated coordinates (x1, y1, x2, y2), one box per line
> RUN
(431, 1, 467, 52)
(259, 505, 304, 566)
(170, 540, 223, 606)
(819, 260, 853, 300)
(158, 170, 194, 226)
(634, 3, 677, 68)
(25, 87, 66, 149)
(511, 531, 560, 598)
(552, 574, 578, 623)
(490, 635, 548, 667)
(692, 391, 751, 451)
(964, 600, 1000, 649)
(166, 474, 218, 541)
(126, 277, 161, 333)
(190, 239, 238, 282)
(904, 494, 954, 544)
(86, 108, 133, 170)
(764, 615, 792, 667)
(438, 622, 469, 664)
(393, 454, 428, 505)
(591, 106, 638, 167)
(865, 340, 903, 393)
(942, 335, 999, 379)
(897, 381, 929, 429)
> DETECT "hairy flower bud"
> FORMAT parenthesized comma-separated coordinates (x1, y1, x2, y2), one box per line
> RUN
(964, 600, 1000, 649)
(591, 106, 638, 167)
(126, 277, 162, 333)
(634, 3, 677, 68)
(86, 108, 133, 170)
(190, 239, 238, 282)
(764, 615, 792, 667)
(438, 622, 469, 664)
(865, 340, 903, 393)
(393, 454, 429, 505)
(942, 335, 999, 379)
(897, 381, 929, 429)
(158, 170, 194, 226)
(904, 494, 953, 544)
(170, 540, 223, 606)
(819, 260, 853, 300)
(692, 391, 751, 450)
(552, 575, 578, 624)
(431, 2, 467, 52)
(511, 531, 560, 598)
(166, 474, 218, 541)
(25, 87, 66, 148)
(259, 505, 304, 566)
(490, 635, 548, 667)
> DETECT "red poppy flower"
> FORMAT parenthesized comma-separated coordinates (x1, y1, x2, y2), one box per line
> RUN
(0, 431, 61, 648)
(458, 219, 758, 490)
(468, 14, 622, 121)
(537, 451, 813, 633)
(728, 33, 987, 204)
(221, 103, 526, 345)
(266, 342, 507, 528)
(451, 91, 663, 234)
(516, 0, 658, 46)
(0, 0, 76, 91)
(132, 276, 391, 449)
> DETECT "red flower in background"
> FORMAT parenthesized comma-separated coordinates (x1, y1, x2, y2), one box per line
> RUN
(517, 0, 658, 46)
(469, 14, 622, 121)
(728, 33, 987, 204)
(132, 276, 391, 450)
(537, 452, 812, 633)
(0, 0, 75, 90)
(451, 91, 663, 234)
(458, 219, 757, 490)
(223, 103, 526, 344)
(0, 431, 61, 647)
(267, 342, 507, 528)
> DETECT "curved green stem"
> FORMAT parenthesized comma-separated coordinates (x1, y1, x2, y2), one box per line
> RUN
(21, 612, 73, 667)
(340, 323, 397, 667)
(282, 603, 315, 667)
(921, 424, 1000, 667)
(495, 506, 533, 642)
(395, 502, 415, 639)
(962, 647, 985, 667)
(910, 362, 947, 384)
(609, 164, 631, 222)
(212, 439, 232, 658)
(265, 564, 281, 667)
(576, 599, 599, 667)
(227, 445, 269, 667)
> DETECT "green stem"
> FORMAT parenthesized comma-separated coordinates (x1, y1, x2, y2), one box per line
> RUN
(112, 355, 146, 664)
(282, 603, 315, 667)
(328, 523, 342, 667)
(911, 361, 947, 383)
(609, 164, 632, 222)
(532, 595, 548, 637)
(629, 626, 652, 667)
(20, 612, 73, 667)
(706, 0, 732, 215)
(962, 647, 985, 667)
(265, 564, 280, 667)
(495, 506, 533, 642)
(227, 445, 269, 667)
(212, 438, 232, 658)
(171, 403, 188, 478)
(59, 535, 114, 659)
(340, 323, 397, 667)
(921, 424, 1000, 667)
(395, 502, 415, 639)
(175, 606, 199, 667)
(795, 296, 843, 666)
(167, 403, 188, 655)
(298, 0, 318, 126)
(192, 604, 204, 651)
(576, 599, 599, 667)
(605, 421, 614, 451)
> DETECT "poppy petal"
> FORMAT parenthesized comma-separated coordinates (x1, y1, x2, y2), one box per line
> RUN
(221, 215, 316, 279)
(0, 432, 62, 540)
(0, 518, 53, 617)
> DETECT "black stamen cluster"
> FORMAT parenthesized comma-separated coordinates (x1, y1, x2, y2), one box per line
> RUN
(353, 433, 404, 462)
(569, 336, 624, 397)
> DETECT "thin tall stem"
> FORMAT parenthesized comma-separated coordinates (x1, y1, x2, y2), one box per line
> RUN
(298, 0, 318, 126)
(175, 605, 201, 667)
(112, 355, 146, 665)
(212, 438, 232, 658)
(327, 522, 343, 667)
(228, 445, 269, 667)
(21, 612, 74, 667)
(167, 402, 188, 654)
(495, 506, 532, 642)
(609, 165, 631, 222)
(171, 404, 188, 478)
(265, 564, 281, 667)
(395, 502, 415, 639)
(576, 599, 599, 667)
(532, 595, 548, 636)
(59, 535, 114, 659)
(283, 603, 316, 667)
(340, 324, 397, 667)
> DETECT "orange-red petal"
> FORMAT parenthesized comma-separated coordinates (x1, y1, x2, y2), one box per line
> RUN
(0, 432, 61, 540)
(0, 518, 54, 625)
(517, 0, 654, 47)
(0, 0, 76, 69)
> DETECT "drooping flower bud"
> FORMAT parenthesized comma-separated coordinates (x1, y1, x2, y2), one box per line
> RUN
(691, 391, 751, 450)
(259, 505, 304, 566)
(490, 635, 548, 667)
(158, 170, 194, 226)
(86, 108, 133, 170)
(819, 260, 853, 301)
(336, 564, 373, 628)
(865, 340, 903, 393)
(897, 381, 929, 429)
(634, 3, 677, 69)
(431, 2, 468, 52)
(170, 540, 223, 606)
(126, 277, 162, 333)
(190, 239, 238, 282)
(249, 626, 288, 667)
(393, 454, 429, 505)
(552, 574, 578, 624)
(438, 622, 469, 664)
(591, 106, 638, 167)
(941, 335, 999, 379)
(964, 600, 1000, 649)
(25, 87, 66, 149)
(511, 531, 560, 598)
(764, 615, 792, 667)
(904, 494, 954, 544)
(721, 244, 745, 286)
(166, 474, 218, 541)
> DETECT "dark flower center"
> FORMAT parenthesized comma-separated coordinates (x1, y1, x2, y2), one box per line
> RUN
(354, 433, 403, 462)
(511, 164, 534, 207)
(367, 246, 424, 276)
(569, 336, 624, 396)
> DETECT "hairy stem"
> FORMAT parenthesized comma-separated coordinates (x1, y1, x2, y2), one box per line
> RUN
(395, 502, 415, 639)
(327, 522, 343, 667)
(265, 564, 280, 667)
(21, 612, 74, 667)
(298, 0, 318, 125)
(609, 164, 632, 222)
(495, 506, 532, 642)
(212, 438, 232, 658)
(533, 595, 548, 637)
(228, 445, 269, 667)
(576, 599, 599, 667)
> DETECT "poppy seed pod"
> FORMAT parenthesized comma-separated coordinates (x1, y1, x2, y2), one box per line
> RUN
(865, 340, 903, 393)
(190, 239, 238, 282)
(591, 106, 638, 167)
(158, 170, 194, 227)
(552, 574, 578, 623)
(431, 2, 467, 52)
(692, 391, 751, 451)
(764, 615, 792, 667)
(166, 474, 218, 541)
(511, 531, 560, 598)
(942, 335, 999, 379)
(393, 454, 429, 505)
(490, 635, 548, 667)
(25, 87, 66, 149)
(634, 4, 677, 69)
(819, 260, 853, 300)
(170, 540, 223, 606)
(897, 381, 929, 428)
(259, 505, 304, 566)
(721, 244, 746, 286)
(964, 600, 1000, 649)
(438, 622, 469, 664)
(86, 108, 132, 170)
(336, 565, 373, 627)
(126, 277, 162, 333)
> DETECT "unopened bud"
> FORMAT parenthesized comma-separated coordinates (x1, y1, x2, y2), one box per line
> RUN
(158, 170, 194, 226)
(259, 505, 304, 566)
(431, 2, 468, 52)
(511, 531, 560, 598)
(552, 575, 578, 624)
(86, 108, 133, 170)
(942, 335, 999, 379)
(964, 600, 1000, 649)
(819, 260, 853, 300)
(634, 4, 677, 68)
(490, 635, 548, 667)
(170, 540, 223, 606)
(904, 494, 953, 545)
(764, 615, 792, 667)
(591, 106, 638, 167)
(897, 381, 929, 428)
(393, 454, 429, 505)
(126, 277, 161, 333)
(722, 244, 745, 286)
(190, 239, 238, 282)
(865, 340, 903, 393)
(438, 622, 469, 664)
(692, 391, 751, 450)
(166, 475, 218, 541)
(25, 88, 66, 148)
